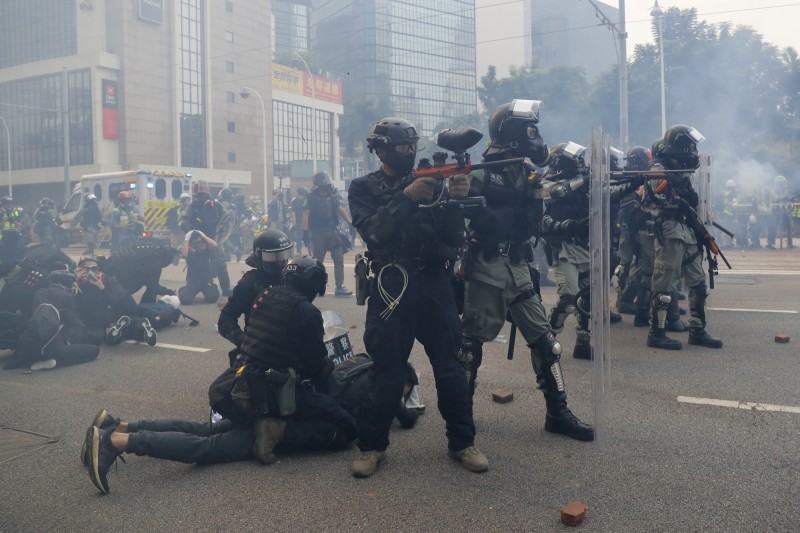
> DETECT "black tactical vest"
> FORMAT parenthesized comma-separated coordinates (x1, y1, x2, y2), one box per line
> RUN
(240, 286, 306, 370)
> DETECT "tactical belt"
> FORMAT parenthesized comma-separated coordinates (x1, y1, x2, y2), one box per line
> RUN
(497, 240, 534, 262)
(369, 256, 449, 272)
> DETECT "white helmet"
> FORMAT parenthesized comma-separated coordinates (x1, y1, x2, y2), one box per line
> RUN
(725, 179, 736, 188)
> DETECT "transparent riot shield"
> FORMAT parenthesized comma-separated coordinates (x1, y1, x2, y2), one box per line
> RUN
(695, 154, 713, 225)
(589, 127, 611, 445)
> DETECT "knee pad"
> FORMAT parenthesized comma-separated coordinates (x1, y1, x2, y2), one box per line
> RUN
(531, 331, 562, 368)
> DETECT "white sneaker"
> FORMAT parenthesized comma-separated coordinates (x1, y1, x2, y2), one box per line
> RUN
(405, 385, 426, 413)
(31, 359, 57, 371)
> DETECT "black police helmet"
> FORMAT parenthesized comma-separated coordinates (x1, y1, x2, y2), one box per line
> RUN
(610, 147, 624, 172)
(367, 117, 419, 175)
(483, 99, 549, 165)
(625, 146, 652, 172)
(661, 124, 704, 170)
(246, 229, 294, 273)
(312, 171, 332, 188)
(547, 141, 588, 177)
(283, 255, 328, 300)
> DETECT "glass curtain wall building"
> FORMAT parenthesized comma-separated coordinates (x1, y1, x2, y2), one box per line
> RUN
(312, 0, 477, 137)
(273, 0, 310, 58)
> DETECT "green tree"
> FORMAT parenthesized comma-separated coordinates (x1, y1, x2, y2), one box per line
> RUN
(337, 95, 392, 159)
(477, 63, 592, 147)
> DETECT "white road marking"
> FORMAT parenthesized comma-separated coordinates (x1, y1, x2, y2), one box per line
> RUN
(125, 340, 211, 352)
(707, 307, 798, 314)
(678, 396, 800, 414)
(720, 270, 800, 276)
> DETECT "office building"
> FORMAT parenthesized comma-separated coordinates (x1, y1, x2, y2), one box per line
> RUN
(311, 0, 478, 138)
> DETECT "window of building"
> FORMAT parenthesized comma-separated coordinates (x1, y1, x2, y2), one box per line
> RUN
(226, 91, 235, 103)
(225, 1, 233, 12)
(0, 0, 78, 69)
(178, 0, 207, 169)
(228, 152, 236, 163)
(227, 121, 236, 133)
(225, 31, 234, 42)
(272, 101, 333, 180)
(225, 61, 234, 73)
(0, 69, 93, 172)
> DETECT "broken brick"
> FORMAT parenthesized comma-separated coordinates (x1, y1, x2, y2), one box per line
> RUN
(491, 389, 514, 404)
(560, 501, 588, 526)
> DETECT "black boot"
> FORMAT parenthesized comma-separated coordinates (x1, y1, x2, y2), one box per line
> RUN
(687, 284, 722, 348)
(572, 339, 592, 360)
(647, 293, 682, 350)
(633, 283, 650, 328)
(610, 310, 622, 323)
(530, 334, 594, 442)
(666, 291, 687, 332)
(688, 330, 723, 348)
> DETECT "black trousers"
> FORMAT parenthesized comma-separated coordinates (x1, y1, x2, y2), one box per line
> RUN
(125, 389, 356, 465)
(126, 419, 254, 465)
(357, 266, 475, 452)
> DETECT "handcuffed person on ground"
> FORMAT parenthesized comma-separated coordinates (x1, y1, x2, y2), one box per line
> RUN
(83, 256, 357, 494)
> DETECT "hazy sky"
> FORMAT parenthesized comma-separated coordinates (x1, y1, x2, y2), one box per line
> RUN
(624, 0, 800, 53)
(475, 1, 800, 79)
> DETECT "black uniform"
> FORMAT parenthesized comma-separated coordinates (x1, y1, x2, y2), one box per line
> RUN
(348, 169, 475, 453)
(239, 284, 357, 450)
(217, 269, 282, 349)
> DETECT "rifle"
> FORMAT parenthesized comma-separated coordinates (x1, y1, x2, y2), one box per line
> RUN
(677, 198, 732, 289)
(415, 128, 544, 234)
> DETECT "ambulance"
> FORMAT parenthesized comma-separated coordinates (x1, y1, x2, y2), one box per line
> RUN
(60, 169, 195, 246)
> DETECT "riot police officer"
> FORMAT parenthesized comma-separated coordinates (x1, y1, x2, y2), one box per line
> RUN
(542, 143, 638, 359)
(347, 117, 487, 478)
(239, 256, 357, 464)
(644, 125, 722, 350)
(616, 146, 654, 322)
(71, 194, 104, 255)
(459, 100, 593, 441)
(218, 229, 293, 364)
(33, 198, 61, 246)
(304, 171, 353, 296)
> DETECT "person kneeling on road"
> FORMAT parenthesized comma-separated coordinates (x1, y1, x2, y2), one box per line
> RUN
(83, 256, 357, 494)
(178, 229, 220, 305)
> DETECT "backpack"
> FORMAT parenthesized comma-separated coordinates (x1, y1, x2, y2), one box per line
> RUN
(28, 303, 63, 354)
(326, 352, 373, 400)
(137, 302, 181, 330)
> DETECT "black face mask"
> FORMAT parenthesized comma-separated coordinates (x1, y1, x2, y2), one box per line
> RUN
(380, 144, 417, 176)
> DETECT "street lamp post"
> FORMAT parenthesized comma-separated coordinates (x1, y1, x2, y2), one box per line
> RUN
(293, 52, 317, 175)
(0, 116, 11, 197)
(240, 87, 269, 206)
(651, 0, 667, 133)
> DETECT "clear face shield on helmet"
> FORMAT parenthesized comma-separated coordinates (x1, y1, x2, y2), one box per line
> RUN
(510, 99, 542, 122)
(261, 246, 294, 265)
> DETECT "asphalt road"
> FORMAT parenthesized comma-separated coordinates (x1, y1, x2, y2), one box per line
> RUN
(1, 246, 798, 532)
